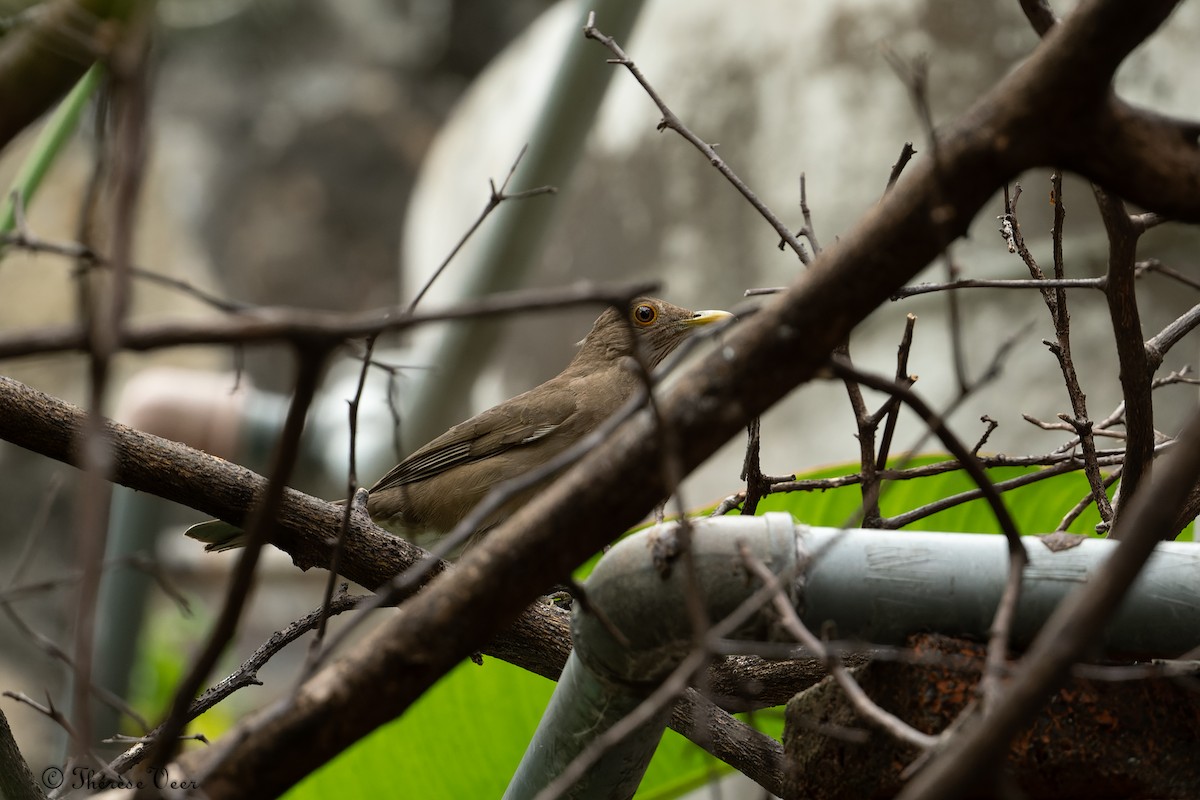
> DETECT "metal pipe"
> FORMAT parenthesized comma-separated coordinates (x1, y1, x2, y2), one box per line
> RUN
(798, 525, 1200, 654)
(504, 513, 797, 800)
(506, 514, 1200, 799)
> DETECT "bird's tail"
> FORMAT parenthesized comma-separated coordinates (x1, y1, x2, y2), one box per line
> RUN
(184, 519, 247, 552)
(186, 496, 349, 552)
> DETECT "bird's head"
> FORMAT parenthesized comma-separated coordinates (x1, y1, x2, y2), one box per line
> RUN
(575, 297, 734, 370)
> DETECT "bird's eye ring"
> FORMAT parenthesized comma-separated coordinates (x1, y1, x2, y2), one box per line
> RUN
(632, 304, 657, 326)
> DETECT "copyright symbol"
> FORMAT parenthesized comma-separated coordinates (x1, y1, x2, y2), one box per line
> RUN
(41, 766, 63, 789)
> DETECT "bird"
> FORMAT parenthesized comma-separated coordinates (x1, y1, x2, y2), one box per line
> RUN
(186, 297, 733, 553)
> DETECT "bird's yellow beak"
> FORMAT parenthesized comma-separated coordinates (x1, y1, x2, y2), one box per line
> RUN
(683, 309, 735, 328)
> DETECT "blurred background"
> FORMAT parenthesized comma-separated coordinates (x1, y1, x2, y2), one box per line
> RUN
(0, 0, 1198, 792)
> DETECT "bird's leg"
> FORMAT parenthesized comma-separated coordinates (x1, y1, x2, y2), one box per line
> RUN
(544, 576, 583, 611)
(551, 579, 632, 648)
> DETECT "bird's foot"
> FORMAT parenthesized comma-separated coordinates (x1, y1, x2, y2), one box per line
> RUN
(544, 586, 574, 611)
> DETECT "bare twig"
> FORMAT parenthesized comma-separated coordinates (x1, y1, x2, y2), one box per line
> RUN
(869, 313, 918, 468)
(825, 357, 1028, 714)
(3, 691, 120, 784)
(1145, 299, 1200, 371)
(109, 590, 364, 776)
(0, 281, 660, 360)
(1005, 174, 1114, 527)
(1136, 258, 1200, 292)
(583, 13, 810, 264)
(779, 173, 821, 252)
(885, 142, 917, 194)
(0, 598, 150, 733)
(1093, 186, 1154, 529)
(740, 418, 769, 515)
(1056, 468, 1122, 531)
(1, 218, 247, 313)
(406, 144, 556, 312)
(880, 449, 1142, 530)
(972, 416, 999, 455)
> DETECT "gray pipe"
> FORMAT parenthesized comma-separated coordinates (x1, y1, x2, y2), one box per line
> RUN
(506, 514, 1200, 800)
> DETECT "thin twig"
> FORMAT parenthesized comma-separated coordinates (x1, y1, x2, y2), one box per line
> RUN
(310, 326, 371, 650)
(869, 313, 918, 467)
(1136, 258, 1200, 292)
(406, 144, 556, 312)
(1056, 468, 1122, 531)
(3, 691, 121, 783)
(885, 142, 917, 194)
(879, 449, 1140, 530)
(0, 281, 660, 360)
(973, 416, 999, 455)
(0, 599, 150, 732)
(1145, 301, 1200, 372)
(108, 589, 364, 776)
(583, 13, 810, 264)
(826, 358, 1029, 714)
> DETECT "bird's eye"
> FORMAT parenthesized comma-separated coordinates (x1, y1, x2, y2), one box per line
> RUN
(632, 304, 657, 326)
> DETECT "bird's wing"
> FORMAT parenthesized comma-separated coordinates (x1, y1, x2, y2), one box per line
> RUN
(368, 384, 578, 492)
